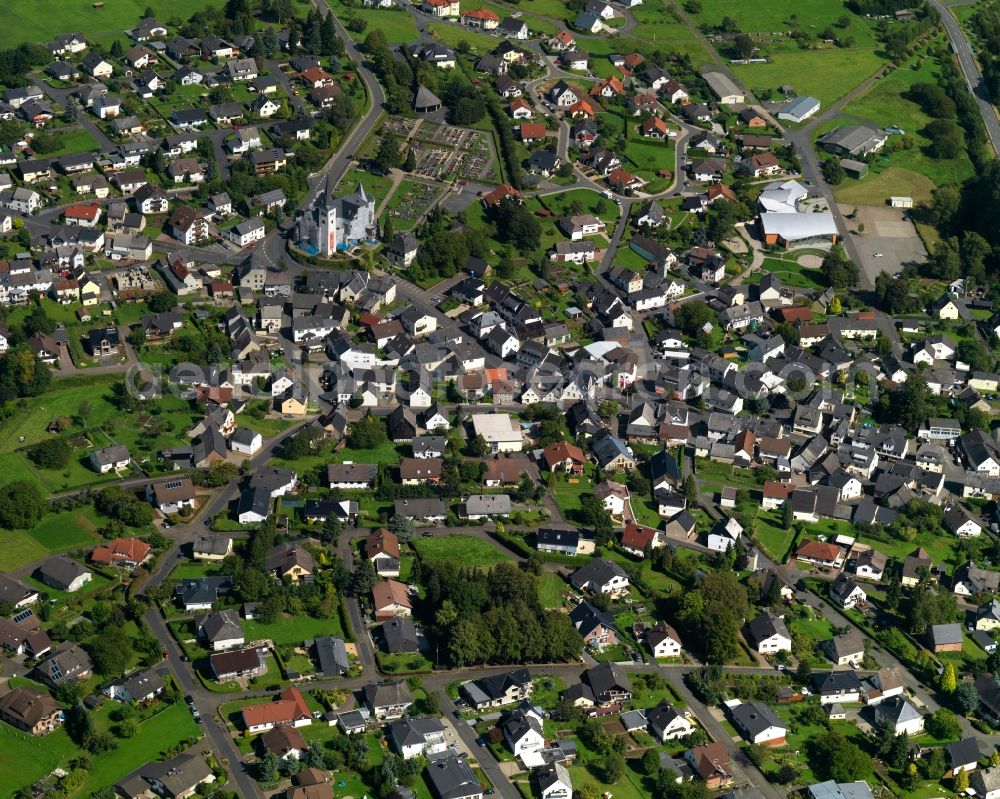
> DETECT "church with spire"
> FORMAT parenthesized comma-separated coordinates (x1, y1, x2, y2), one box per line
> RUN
(297, 177, 376, 256)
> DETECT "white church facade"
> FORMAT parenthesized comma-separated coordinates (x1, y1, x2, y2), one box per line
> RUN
(297, 180, 377, 255)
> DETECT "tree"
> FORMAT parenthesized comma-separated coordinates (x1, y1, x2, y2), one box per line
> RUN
(382, 215, 395, 244)
(492, 199, 541, 251)
(925, 118, 964, 160)
(809, 731, 870, 782)
(258, 752, 280, 783)
(350, 558, 377, 597)
(88, 626, 132, 676)
(880, 373, 932, 436)
(27, 438, 71, 469)
(373, 132, 404, 173)
(24, 304, 55, 336)
(468, 434, 489, 457)
(938, 662, 957, 694)
(829, 296, 842, 314)
(321, 515, 342, 543)
(926, 708, 961, 740)
(0, 480, 46, 528)
(954, 681, 980, 715)
(781, 500, 793, 530)
(674, 301, 716, 337)
(732, 33, 754, 59)
(348, 414, 387, 449)
(388, 514, 416, 543)
(821, 245, 860, 289)
(822, 159, 845, 185)
(94, 486, 154, 527)
(955, 770, 970, 792)
(603, 753, 626, 783)
(641, 748, 661, 775)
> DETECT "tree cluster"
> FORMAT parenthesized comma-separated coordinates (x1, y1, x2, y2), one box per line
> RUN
(421, 560, 582, 666)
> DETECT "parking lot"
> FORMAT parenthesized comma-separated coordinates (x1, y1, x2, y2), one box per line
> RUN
(839, 203, 927, 280)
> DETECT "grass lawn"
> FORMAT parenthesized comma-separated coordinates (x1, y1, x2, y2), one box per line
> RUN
(754, 511, 797, 562)
(243, 610, 346, 646)
(0, 506, 105, 572)
(325, 0, 418, 44)
(0, 0, 226, 48)
(758, 256, 825, 290)
(833, 166, 936, 206)
(0, 721, 79, 799)
(623, 138, 675, 182)
(336, 168, 395, 209)
(169, 561, 224, 580)
(732, 47, 885, 107)
(538, 571, 568, 609)
(331, 440, 404, 464)
(80, 703, 202, 796)
(688, 0, 878, 45)
(379, 651, 434, 673)
(426, 22, 499, 53)
(549, 472, 598, 523)
(46, 128, 101, 157)
(789, 615, 834, 640)
(411, 534, 510, 568)
(540, 189, 620, 225)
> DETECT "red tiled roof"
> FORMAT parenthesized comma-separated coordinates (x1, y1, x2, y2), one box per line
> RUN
(519, 122, 547, 139)
(462, 8, 499, 21)
(242, 687, 310, 728)
(621, 522, 657, 551)
(796, 540, 843, 562)
(91, 537, 150, 565)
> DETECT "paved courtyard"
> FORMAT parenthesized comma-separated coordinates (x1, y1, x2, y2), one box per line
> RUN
(838, 204, 927, 279)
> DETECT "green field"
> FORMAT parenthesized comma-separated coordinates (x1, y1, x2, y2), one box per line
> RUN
(628, 0, 714, 59)
(0, 0, 226, 49)
(46, 129, 101, 158)
(732, 47, 884, 107)
(540, 188, 620, 225)
(623, 138, 676, 182)
(0, 506, 105, 571)
(426, 22, 499, 53)
(0, 722, 79, 799)
(689, 0, 878, 44)
(411, 534, 510, 567)
(833, 166, 936, 206)
(325, 0, 418, 44)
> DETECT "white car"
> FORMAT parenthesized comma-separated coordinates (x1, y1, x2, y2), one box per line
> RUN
(873, 252, 884, 257)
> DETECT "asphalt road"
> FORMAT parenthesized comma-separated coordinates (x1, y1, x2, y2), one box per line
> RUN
(932, 0, 1000, 154)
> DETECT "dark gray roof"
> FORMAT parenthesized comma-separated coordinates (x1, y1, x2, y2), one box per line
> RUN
(731, 701, 784, 738)
(426, 755, 482, 799)
(570, 558, 627, 592)
(314, 636, 349, 676)
(35, 556, 90, 590)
